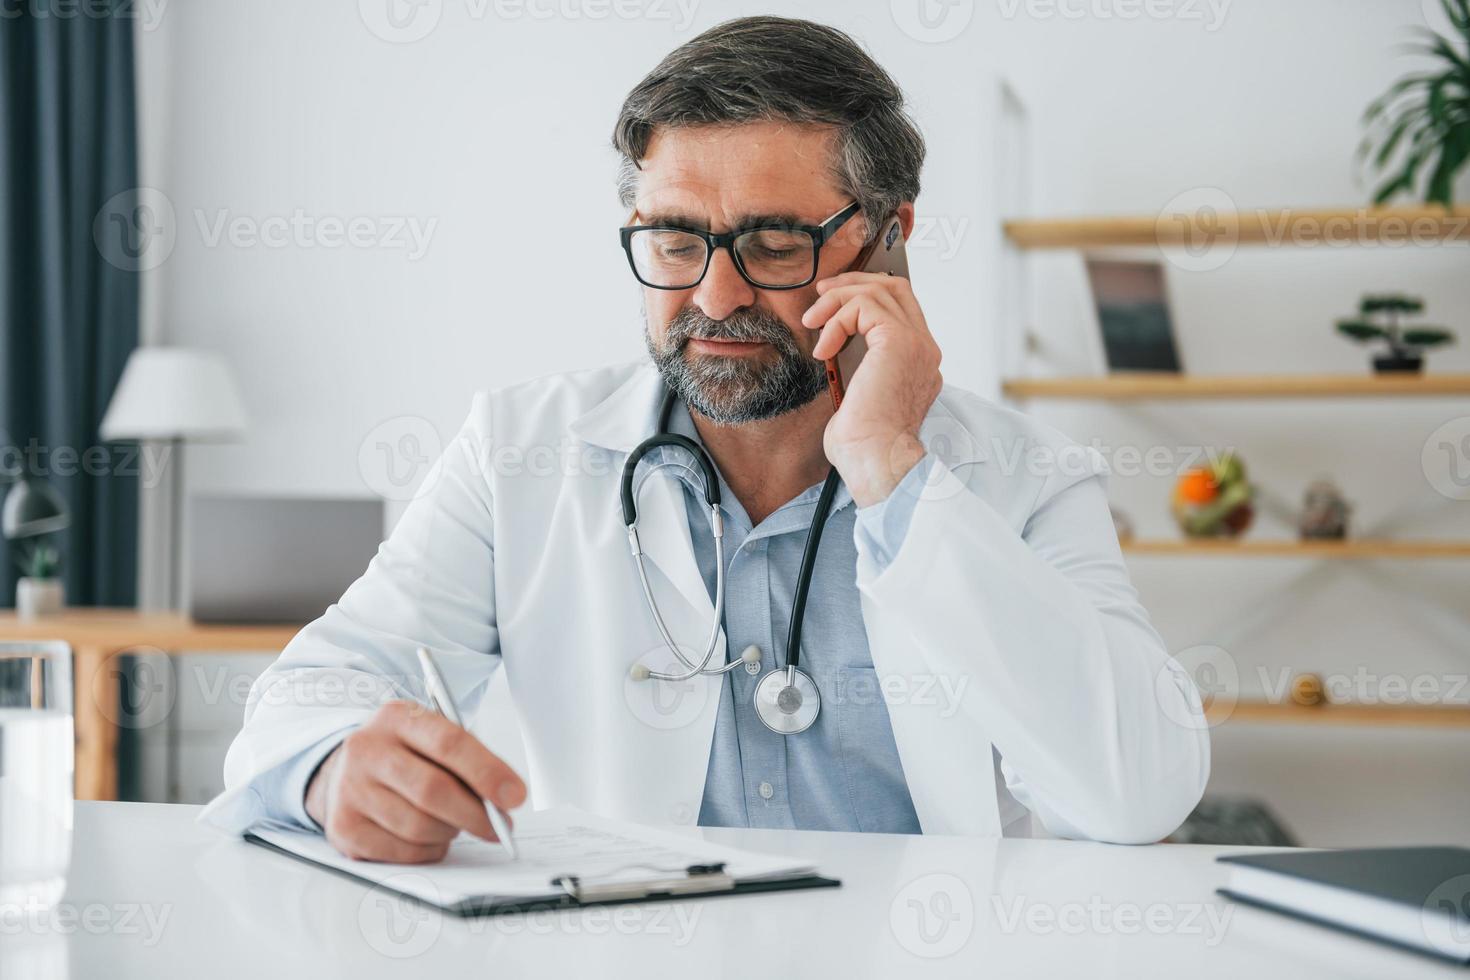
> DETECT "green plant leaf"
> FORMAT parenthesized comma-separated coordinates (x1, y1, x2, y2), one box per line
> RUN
(1373, 110, 1423, 168)
(1337, 320, 1387, 341)
(1360, 294, 1422, 314)
(1363, 5, 1470, 205)
(1373, 142, 1432, 203)
(1403, 328, 1457, 345)
(1426, 124, 1470, 205)
(1362, 74, 1437, 123)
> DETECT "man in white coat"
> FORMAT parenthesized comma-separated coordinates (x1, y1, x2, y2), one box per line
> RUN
(207, 15, 1209, 862)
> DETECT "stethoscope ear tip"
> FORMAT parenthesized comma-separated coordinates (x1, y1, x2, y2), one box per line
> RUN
(628, 663, 653, 682)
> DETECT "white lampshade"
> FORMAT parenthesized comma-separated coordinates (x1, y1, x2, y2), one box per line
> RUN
(100, 347, 248, 442)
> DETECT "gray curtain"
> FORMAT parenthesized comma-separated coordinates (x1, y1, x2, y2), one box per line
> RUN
(0, 7, 139, 606)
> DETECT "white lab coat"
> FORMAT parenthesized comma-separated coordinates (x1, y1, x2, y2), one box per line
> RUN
(208, 360, 1209, 842)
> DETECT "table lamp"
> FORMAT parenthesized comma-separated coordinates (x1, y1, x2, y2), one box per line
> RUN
(2, 478, 71, 539)
(100, 347, 247, 611)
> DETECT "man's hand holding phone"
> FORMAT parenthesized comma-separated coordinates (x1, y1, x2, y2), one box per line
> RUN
(802, 210, 942, 508)
(304, 700, 527, 864)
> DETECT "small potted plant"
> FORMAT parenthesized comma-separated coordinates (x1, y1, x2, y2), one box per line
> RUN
(13, 537, 64, 619)
(1336, 294, 1455, 373)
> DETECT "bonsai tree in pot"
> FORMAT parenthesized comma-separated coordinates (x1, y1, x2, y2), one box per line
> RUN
(1336, 294, 1455, 372)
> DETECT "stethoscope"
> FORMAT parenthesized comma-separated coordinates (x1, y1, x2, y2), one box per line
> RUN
(622, 388, 842, 735)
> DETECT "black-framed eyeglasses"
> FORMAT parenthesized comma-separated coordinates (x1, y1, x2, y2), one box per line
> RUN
(619, 201, 862, 291)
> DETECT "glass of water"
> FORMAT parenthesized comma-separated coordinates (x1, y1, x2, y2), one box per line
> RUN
(0, 643, 73, 909)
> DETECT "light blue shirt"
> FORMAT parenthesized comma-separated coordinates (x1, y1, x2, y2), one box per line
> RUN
(658, 406, 926, 834)
(257, 409, 932, 835)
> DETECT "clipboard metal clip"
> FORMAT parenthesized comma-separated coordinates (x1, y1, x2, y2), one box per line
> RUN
(551, 863, 734, 904)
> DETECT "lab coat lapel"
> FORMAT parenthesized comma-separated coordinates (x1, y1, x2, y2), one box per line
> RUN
(569, 363, 720, 626)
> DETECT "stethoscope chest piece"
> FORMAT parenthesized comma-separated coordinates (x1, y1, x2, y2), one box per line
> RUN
(754, 665, 821, 735)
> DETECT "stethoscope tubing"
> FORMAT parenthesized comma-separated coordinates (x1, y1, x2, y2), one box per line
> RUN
(621, 388, 838, 715)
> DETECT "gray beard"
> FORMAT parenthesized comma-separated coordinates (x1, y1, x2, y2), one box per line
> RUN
(644, 306, 827, 426)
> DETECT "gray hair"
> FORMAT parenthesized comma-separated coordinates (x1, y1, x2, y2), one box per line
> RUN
(611, 16, 925, 239)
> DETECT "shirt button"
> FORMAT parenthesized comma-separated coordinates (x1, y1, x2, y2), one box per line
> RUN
(758, 781, 774, 800)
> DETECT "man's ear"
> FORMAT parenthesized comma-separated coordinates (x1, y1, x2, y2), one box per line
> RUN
(897, 202, 916, 241)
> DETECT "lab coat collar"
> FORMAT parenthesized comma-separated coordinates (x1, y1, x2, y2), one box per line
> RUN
(567, 361, 665, 455)
(567, 359, 989, 471)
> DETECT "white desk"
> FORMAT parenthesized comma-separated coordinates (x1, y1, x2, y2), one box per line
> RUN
(8, 802, 1461, 979)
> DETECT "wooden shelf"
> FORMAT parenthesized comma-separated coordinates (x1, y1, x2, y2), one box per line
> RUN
(1003, 205, 1470, 249)
(1121, 539, 1470, 560)
(1123, 537, 1470, 558)
(1003, 372, 1470, 401)
(1208, 700, 1470, 729)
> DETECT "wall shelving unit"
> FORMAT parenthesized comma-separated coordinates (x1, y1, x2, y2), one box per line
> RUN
(1001, 205, 1470, 728)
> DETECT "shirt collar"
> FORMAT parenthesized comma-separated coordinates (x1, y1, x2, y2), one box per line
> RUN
(659, 402, 856, 532)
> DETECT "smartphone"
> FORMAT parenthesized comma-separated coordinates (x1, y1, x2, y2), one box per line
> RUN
(825, 212, 911, 411)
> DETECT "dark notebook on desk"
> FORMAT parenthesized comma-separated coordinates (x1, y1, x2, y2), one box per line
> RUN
(1218, 847, 1470, 965)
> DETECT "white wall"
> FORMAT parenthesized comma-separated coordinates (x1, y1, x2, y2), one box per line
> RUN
(136, 0, 1470, 840)
(135, 0, 999, 511)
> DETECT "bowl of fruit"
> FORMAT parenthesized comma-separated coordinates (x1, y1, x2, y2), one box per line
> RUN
(1172, 452, 1254, 539)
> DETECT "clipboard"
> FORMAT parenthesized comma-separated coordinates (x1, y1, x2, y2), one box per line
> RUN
(243, 808, 841, 918)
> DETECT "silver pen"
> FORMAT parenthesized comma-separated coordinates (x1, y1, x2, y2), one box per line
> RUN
(415, 646, 519, 860)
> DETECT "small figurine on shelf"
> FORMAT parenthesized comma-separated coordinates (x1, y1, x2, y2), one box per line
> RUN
(1299, 479, 1351, 540)
(1171, 452, 1254, 539)
(1336, 294, 1455, 373)
(1290, 673, 1326, 708)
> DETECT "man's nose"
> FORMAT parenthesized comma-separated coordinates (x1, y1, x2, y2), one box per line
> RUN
(691, 247, 756, 321)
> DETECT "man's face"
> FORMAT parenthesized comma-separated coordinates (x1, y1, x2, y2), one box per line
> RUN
(631, 122, 871, 425)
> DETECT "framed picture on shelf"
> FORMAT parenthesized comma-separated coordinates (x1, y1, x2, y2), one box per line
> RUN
(1086, 258, 1183, 372)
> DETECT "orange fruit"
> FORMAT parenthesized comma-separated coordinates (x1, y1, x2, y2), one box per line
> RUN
(1175, 468, 1218, 505)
